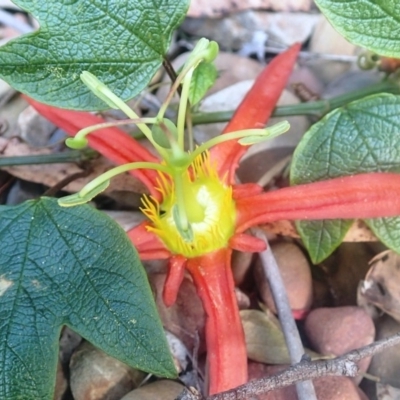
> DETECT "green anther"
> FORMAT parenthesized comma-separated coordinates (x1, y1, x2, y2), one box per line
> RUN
(189, 121, 291, 162)
(58, 180, 110, 207)
(238, 121, 290, 145)
(65, 118, 157, 150)
(66, 137, 88, 149)
(58, 161, 171, 207)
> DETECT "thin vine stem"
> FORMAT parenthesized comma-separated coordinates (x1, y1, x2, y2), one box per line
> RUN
(191, 80, 400, 125)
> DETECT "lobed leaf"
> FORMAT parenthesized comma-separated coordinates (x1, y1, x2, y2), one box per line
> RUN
(0, 0, 189, 110)
(0, 198, 176, 399)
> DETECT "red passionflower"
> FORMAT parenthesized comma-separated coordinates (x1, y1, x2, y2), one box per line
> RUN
(27, 43, 400, 395)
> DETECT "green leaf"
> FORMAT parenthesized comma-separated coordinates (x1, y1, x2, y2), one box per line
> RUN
(189, 62, 218, 106)
(315, 0, 400, 57)
(297, 220, 353, 264)
(291, 93, 400, 263)
(0, 198, 176, 399)
(0, 0, 189, 110)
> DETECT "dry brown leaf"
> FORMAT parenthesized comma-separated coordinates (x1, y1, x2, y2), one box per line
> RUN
(360, 250, 400, 322)
(241, 309, 291, 364)
(188, 0, 312, 18)
(261, 219, 378, 242)
(0, 137, 147, 194)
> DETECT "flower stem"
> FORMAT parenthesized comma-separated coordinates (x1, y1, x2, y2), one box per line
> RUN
(186, 248, 247, 395)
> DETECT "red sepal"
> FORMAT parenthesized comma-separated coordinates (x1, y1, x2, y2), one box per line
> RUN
(236, 173, 400, 232)
(25, 96, 161, 197)
(163, 255, 187, 307)
(229, 233, 266, 252)
(211, 43, 301, 184)
(127, 222, 171, 260)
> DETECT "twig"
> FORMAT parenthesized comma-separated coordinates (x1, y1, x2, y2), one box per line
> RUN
(162, 57, 182, 96)
(263, 46, 358, 63)
(0, 150, 95, 167)
(43, 169, 91, 197)
(253, 228, 317, 400)
(191, 80, 400, 124)
(177, 333, 400, 400)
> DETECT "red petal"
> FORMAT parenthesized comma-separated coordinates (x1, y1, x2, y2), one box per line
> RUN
(236, 173, 400, 232)
(186, 248, 247, 394)
(25, 97, 161, 196)
(127, 222, 171, 260)
(163, 255, 187, 307)
(229, 233, 266, 252)
(211, 43, 301, 183)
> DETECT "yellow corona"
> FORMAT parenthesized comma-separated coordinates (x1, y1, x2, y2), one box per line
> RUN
(141, 152, 236, 258)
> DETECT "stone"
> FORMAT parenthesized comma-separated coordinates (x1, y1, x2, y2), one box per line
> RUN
(187, 0, 312, 18)
(305, 306, 375, 383)
(254, 241, 313, 318)
(53, 359, 67, 400)
(17, 105, 56, 146)
(182, 11, 318, 49)
(120, 380, 185, 400)
(313, 376, 369, 400)
(70, 341, 145, 400)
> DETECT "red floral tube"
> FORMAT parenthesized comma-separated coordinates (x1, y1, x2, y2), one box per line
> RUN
(186, 248, 247, 395)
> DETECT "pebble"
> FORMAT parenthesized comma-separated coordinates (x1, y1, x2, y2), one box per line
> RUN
(305, 306, 375, 383)
(119, 380, 185, 400)
(53, 359, 67, 400)
(17, 105, 56, 146)
(70, 341, 145, 400)
(254, 241, 313, 318)
(187, 0, 312, 18)
(181, 11, 318, 50)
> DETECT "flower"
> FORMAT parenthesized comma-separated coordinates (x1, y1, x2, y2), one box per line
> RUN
(27, 41, 400, 395)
